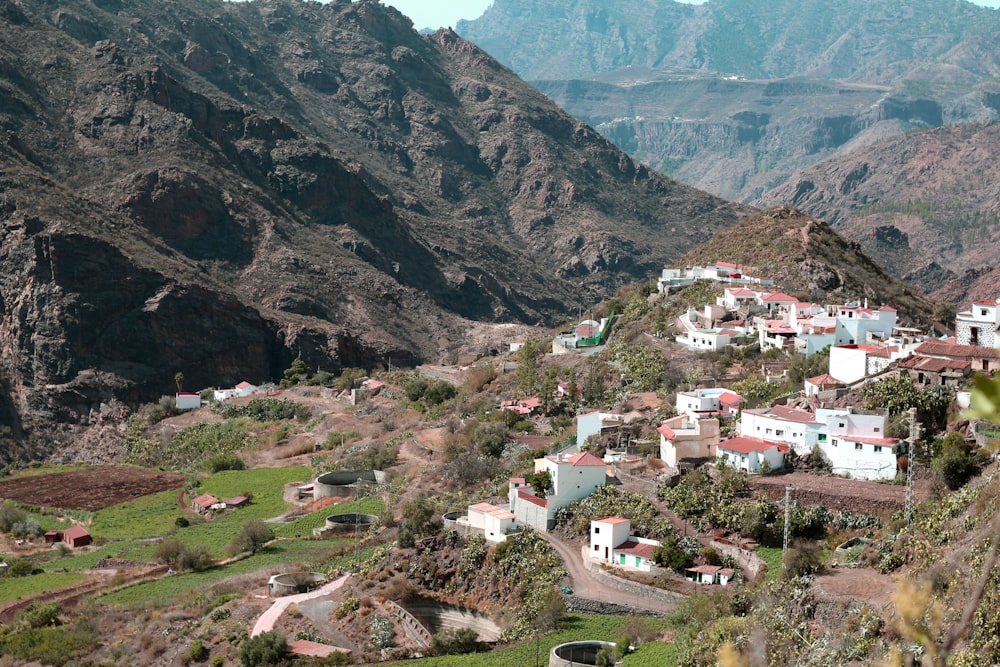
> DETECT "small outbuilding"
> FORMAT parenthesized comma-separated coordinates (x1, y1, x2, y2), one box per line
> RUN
(226, 495, 250, 509)
(175, 392, 202, 411)
(62, 526, 92, 548)
(192, 494, 221, 513)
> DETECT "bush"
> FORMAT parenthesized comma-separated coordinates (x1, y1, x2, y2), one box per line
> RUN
(179, 543, 213, 572)
(782, 540, 825, 578)
(204, 452, 246, 473)
(430, 628, 480, 656)
(227, 520, 274, 557)
(239, 630, 287, 667)
(931, 432, 978, 490)
(187, 638, 208, 663)
(653, 536, 694, 571)
(20, 603, 62, 629)
(0, 502, 28, 533)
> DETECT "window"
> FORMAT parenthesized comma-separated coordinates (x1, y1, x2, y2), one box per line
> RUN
(766, 428, 773, 435)
(855, 443, 863, 451)
(832, 439, 838, 447)
(594, 545, 600, 551)
(818, 434, 828, 442)
(874, 446, 882, 453)
(839, 422, 845, 428)
(594, 527, 600, 534)
(874, 427, 880, 433)
(776, 430, 784, 437)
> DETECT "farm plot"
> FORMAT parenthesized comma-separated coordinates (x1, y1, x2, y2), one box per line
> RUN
(0, 467, 186, 511)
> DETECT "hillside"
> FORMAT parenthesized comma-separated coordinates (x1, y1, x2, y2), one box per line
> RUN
(757, 122, 1000, 306)
(677, 206, 937, 326)
(0, 0, 745, 459)
(457, 0, 1000, 202)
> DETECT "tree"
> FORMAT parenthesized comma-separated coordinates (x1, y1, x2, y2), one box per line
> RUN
(281, 357, 312, 388)
(731, 374, 785, 407)
(239, 630, 287, 667)
(399, 495, 440, 548)
(227, 520, 274, 556)
(468, 421, 507, 458)
(931, 432, 978, 490)
(178, 543, 213, 571)
(540, 367, 559, 414)
(154, 537, 185, 564)
(174, 372, 185, 393)
(787, 346, 830, 385)
(534, 586, 565, 632)
(934, 302, 956, 331)
(652, 536, 694, 571)
(516, 340, 540, 395)
(525, 470, 553, 499)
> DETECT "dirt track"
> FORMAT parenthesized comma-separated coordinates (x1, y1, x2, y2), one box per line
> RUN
(0, 467, 187, 511)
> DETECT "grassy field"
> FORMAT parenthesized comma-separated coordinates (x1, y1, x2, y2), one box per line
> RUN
(101, 538, 341, 607)
(273, 497, 384, 539)
(755, 546, 783, 582)
(0, 572, 86, 604)
(394, 615, 674, 667)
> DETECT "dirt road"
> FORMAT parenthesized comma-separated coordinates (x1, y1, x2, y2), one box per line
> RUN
(538, 532, 677, 615)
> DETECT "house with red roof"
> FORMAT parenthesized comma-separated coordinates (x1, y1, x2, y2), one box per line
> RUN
(911, 340, 1000, 375)
(62, 525, 92, 548)
(738, 406, 901, 480)
(501, 397, 541, 416)
(658, 415, 721, 468)
(589, 517, 660, 572)
(896, 353, 971, 388)
(462, 502, 517, 543)
(509, 451, 608, 531)
(804, 373, 844, 397)
(716, 436, 788, 473)
(192, 494, 221, 513)
(175, 392, 202, 411)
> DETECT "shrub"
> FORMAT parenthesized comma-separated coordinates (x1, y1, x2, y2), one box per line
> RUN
(369, 615, 395, 650)
(21, 603, 62, 629)
(238, 630, 287, 667)
(0, 502, 28, 532)
(179, 543, 213, 572)
(205, 452, 246, 473)
(430, 628, 480, 656)
(782, 540, 825, 578)
(187, 638, 208, 663)
(653, 537, 694, 572)
(227, 520, 274, 557)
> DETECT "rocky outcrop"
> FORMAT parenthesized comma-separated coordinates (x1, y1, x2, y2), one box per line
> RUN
(0, 0, 746, 460)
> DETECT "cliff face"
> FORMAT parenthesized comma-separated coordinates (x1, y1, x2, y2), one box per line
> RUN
(0, 0, 745, 459)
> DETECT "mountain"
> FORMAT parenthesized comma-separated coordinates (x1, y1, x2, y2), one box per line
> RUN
(0, 0, 745, 459)
(457, 0, 1000, 202)
(756, 122, 1000, 305)
(677, 206, 937, 327)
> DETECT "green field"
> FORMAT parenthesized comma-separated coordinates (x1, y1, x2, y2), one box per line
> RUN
(0, 572, 85, 604)
(755, 547, 783, 582)
(395, 615, 674, 667)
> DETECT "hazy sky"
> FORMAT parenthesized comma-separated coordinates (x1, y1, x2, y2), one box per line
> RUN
(382, 0, 1000, 32)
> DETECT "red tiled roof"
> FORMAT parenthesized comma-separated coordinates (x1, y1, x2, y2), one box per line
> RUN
(615, 540, 658, 559)
(687, 565, 723, 574)
(806, 373, 843, 387)
(879, 306, 897, 312)
(839, 435, 900, 446)
(718, 391, 743, 405)
(565, 452, 606, 467)
(973, 299, 999, 306)
(517, 489, 548, 508)
(192, 494, 220, 508)
(897, 356, 970, 372)
(595, 516, 630, 525)
(657, 424, 676, 439)
(509, 477, 526, 484)
(717, 436, 787, 455)
(236, 381, 255, 389)
(746, 405, 818, 424)
(728, 288, 756, 296)
(915, 341, 1000, 360)
(762, 292, 797, 302)
(469, 503, 515, 520)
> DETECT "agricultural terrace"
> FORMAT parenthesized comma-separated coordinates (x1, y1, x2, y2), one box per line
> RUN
(0, 466, 186, 511)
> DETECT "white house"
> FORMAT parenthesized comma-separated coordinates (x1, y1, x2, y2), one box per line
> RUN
(214, 381, 258, 401)
(686, 564, 736, 585)
(804, 373, 843, 397)
(676, 388, 743, 418)
(576, 411, 625, 450)
(675, 327, 741, 352)
(509, 452, 607, 531)
(716, 436, 787, 473)
(175, 392, 201, 411)
(828, 343, 900, 384)
(739, 405, 900, 480)
(589, 517, 660, 571)
(658, 416, 721, 468)
(463, 503, 517, 543)
(956, 298, 1000, 348)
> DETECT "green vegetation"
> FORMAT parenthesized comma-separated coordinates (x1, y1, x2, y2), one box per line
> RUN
(754, 547, 783, 582)
(238, 629, 287, 667)
(213, 398, 310, 422)
(0, 572, 84, 604)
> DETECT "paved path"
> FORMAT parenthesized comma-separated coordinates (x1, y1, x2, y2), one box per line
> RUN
(251, 574, 350, 637)
(539, 533, 676, 615)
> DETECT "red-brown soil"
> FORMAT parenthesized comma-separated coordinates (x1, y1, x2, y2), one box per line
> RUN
(0, 467, 187, 511)
(751, 472, 929, 514)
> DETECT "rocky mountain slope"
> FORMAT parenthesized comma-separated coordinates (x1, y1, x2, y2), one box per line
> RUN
(457, 0, 1000, 202)
(678, 206, 937, 327)
(0, 0, 746, 459)
(757, 122, 1000, 306)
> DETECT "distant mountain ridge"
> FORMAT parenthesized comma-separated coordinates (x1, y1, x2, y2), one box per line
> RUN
(458, 0, 1000, 203)
(0, 0, 745, 459)
(457, 0, 1000, 83)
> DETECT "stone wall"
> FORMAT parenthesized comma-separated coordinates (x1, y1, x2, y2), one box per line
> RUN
(710, 538, 767, 582)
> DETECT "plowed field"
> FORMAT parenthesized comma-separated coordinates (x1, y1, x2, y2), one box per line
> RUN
(0, 467, 186, 511)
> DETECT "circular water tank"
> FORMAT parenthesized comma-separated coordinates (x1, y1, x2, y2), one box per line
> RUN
(550, 641, 616, 667)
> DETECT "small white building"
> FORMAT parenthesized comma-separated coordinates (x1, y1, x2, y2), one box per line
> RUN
(956, 298, 1000, 348)
(804, 373, 843, 397)
(676, 388, 743, 418)
(589, 517, 660, 572)
(716, 436, 787, 473)
(828, 343, 900, 383)
(510, 452, 607, 532)
(576, 411, 625, 450)
(214, 381, 258, 402)
(658, 416, 720, 468)
(175, 392, 201, 411)
(686, 565, 736, 585)
(464, 503, 517, 543)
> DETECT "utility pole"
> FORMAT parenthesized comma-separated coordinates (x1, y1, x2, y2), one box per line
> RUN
(905, 407, 919, 528)
(782, 485, 794, 571)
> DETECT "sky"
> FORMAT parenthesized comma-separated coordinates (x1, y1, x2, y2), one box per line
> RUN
(382, 0, 1000, 32)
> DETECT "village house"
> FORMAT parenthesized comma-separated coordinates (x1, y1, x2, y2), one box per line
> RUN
(175, 392, 201, 411)
(911, 340, 1000, 375)
(461, 502, 517, 543)
(501, 397, 541, 416)
(192, 494, 221, 513)
(804, 373, 844, 398)
(737, 405, 901, 480)
(658, 415, 720, 468)
(657, 263, 774, 293)
(676, 388, 744, 419)
(716, 436, 788, 473)
(686, 564, 736, 585)
(509, 452, 607, 532)
(589, 517, 660, 571)
(214, 381, 258, 401)
(956, 298, 1000, 349)
(828, 343, 902, 383)
(552, 316, 614, 353)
